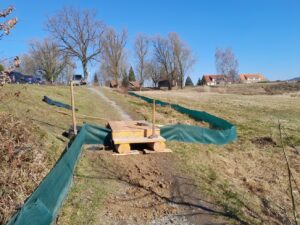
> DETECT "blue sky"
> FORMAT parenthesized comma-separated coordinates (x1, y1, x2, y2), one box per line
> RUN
(1, 0, 300, 82)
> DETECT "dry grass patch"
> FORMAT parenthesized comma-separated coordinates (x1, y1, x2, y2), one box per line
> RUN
(102, 88, 300, 224)
(0, 113, 51, 224)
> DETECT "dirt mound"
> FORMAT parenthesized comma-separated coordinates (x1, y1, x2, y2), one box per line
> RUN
(251, 137, 277, 147)
(0, 113, 49, 224)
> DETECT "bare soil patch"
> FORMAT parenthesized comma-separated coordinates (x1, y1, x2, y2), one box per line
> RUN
(250, 137, 277, 147)
(80, 150, 240, 225)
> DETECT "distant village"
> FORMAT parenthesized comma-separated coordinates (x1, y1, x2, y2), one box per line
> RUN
(106, 73, 267, 90)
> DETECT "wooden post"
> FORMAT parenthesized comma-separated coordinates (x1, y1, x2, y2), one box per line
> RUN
(70, 81, 77, 135)
(152, 99, 156, 136)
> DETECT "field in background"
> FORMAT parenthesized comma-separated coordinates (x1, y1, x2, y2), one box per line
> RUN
(1, 84, 300, 224)
(185, 82, 300, 95)
(102, 86, 300, 224)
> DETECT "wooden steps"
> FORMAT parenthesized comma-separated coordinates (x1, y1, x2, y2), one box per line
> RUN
(107, 120, 169, 154)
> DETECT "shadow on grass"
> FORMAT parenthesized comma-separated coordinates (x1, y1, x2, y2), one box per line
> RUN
(74, 155, 255, 225)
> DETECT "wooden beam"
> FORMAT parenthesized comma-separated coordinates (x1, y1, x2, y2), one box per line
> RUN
(152, 99, 156, 136)
(70, 81, 77, 135)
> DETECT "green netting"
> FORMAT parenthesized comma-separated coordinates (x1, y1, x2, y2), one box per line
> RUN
(7, 92, 236, 225)
(7, 124, 111, 225)
(129, 92, 237, 145)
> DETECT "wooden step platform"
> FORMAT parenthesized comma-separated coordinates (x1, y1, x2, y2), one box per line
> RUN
(107, 120, 168, 154)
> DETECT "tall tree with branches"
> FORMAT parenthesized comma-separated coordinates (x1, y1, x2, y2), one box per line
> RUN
(46, 7, 105, 80)
(134, 34, 149, 86)
(29, 39, 69, 82)
(0, 6, 17, 40)
(169, 32, 195, 89)
(101, 28, 127, 81)
(152, 35, 175, 90)
(145, 59, 163, 88)
(215, 48, 239, 83)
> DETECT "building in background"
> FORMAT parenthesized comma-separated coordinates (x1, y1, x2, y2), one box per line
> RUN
(239, 74, 266, 83)
(201, 75, 227, 86)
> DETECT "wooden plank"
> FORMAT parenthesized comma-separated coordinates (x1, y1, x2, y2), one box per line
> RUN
(70, 81, 77, 135)
(112, 150, 141, 156)
(113, 136, 165, 144)
(108, 121, 160, 136)
(142, 149, 172, 154)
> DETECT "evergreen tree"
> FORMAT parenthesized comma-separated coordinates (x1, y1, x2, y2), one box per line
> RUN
(185, 76, 194, 86)
(196, 77, 202, 86)
(122, 69, 129, 88)
(128, 66, 136, 81)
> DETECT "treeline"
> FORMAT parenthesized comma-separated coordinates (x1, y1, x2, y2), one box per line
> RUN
(17, 7, 239, 89)
(17, 7, 195, 89)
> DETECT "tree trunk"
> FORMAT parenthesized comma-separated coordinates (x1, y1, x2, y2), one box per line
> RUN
(168, 79, 172, 90)
(82, 61, 88, 80)
(180, 75, 183, 89)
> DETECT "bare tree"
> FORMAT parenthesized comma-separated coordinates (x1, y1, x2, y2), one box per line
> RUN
(46, 7, 105, 80)
(145, 60, 162, 88)
(17, 54, 36, 75)
(152, 35, 176, 90)
(134, 34, 149, 86)
(0, 6, 17, 40)
(215, 48, 239, 83)
(169, 32, 195, 89)
(29, 39, 69, 82)
(57, 60, 76, 84)
(101, 28, 127, 82)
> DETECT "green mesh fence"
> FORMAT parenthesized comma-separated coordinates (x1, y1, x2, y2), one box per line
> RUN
(7, 124, 111, 225)
(7, 92, 236, 225)
(129, 92, 237, 145)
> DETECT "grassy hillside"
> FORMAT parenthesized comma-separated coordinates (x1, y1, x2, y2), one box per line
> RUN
(0, 85, 120, 224)
(100, 88, 300, 224)
(2, 85, 299, 224)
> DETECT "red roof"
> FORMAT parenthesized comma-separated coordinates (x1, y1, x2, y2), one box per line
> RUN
(240, 74, 266, 81)
(203, 75, 226, 83)
(129, 81, 140, 88)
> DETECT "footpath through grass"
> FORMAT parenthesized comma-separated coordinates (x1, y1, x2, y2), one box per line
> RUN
(101, 87, 300, 225)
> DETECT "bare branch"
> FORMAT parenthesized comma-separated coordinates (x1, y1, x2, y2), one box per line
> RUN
(134, 34, 149, 86)
(46, 7, 105, 79)
(101, 28, 127, 81)
(28, 39, 69, 83)
(0, 6, 17, 40)
(215, 48, 239, 83)
(169, 32, 195, 89)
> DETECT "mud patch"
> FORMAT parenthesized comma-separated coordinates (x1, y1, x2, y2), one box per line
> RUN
(251, 137, 276, 147)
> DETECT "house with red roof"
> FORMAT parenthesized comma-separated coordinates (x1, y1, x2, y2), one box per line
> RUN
(201, 74, 267, 86)
(201, 75, 227, 86)
(239, 74, 266, 83)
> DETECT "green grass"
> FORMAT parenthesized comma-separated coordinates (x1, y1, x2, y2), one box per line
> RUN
(3, 85, 299, 224)
(58, 152, 118, 225)
(102, 88, 300, 224)
(0, 85, 122, 224)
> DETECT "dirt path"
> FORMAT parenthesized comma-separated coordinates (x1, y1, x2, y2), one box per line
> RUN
(78, 88, 236, 224)
(88, 87, 132, 121)
(83, 150, 231, 225)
